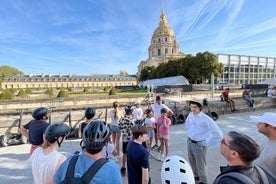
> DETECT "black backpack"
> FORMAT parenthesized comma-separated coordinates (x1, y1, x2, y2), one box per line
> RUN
(213, 165, 269, 184)
(60, 154, 108, 184)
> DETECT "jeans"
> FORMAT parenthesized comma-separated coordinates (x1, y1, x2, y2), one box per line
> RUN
(243, 97, 255, 107)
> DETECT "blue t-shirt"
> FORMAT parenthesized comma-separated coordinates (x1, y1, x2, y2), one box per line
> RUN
(127, 140, 149, 184)
(54, 153, 122, 184)
(23, 120, 49, 145)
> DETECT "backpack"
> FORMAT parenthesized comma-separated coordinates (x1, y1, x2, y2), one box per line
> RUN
(60, 154, 108, 184)
(213, 165, 269, 184)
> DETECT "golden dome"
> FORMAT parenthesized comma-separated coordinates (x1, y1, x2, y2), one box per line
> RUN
(151, 10, 175, 40)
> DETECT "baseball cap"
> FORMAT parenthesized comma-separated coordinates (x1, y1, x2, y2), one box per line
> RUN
(134, 100, 141, 105)
(250, 112, 276, 127)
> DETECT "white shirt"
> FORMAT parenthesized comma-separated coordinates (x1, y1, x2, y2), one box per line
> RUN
(255, 138, 276, 180)
(267, 88, 275, 97)
(109, 111, 122, 126)
(185, 111, 223, 146)
(145, 117, 155, 127)
(151, 103, 171, 122)
(30, 147, 64, 184)
(132, 107, 143, 120)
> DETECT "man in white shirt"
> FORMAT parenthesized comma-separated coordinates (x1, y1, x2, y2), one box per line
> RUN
(185, 99, 223, 184)
(267, 87, 276, 97)
(151, 96, 173, 149)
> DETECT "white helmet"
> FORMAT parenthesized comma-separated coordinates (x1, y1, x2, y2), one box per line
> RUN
(161, 155, 195, 184)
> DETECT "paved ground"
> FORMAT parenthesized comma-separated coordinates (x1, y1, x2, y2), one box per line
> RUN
(0, 108, 274, 184)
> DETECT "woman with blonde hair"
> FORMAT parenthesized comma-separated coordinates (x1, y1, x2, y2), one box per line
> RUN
(109, 101, 123, 156)
(30, 123, 69, 184)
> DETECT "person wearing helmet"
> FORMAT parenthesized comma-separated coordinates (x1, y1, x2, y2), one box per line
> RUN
(30, 123, 69, 184)
(144, 109, 156, 155)
(132, 100, 144, 122)
(156, 108, 171, 161)
(151, 95, 173, 150)
(118, 104, 135, 177)
(52, 120, 122, 184)
(109, 101, 124, 157)
(186, 99, 223, 184)
(161, 155, 195, 184)
(19, 107, 50, 155)
(127, 125, 149, 184)
(79, 106, 96, 137)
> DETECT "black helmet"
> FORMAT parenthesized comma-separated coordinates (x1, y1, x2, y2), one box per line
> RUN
(32, 107, 49, 120)
(45, 123, 70, 141)
(85, 107, 96, 119)
(124, 105, 133, 115)
(82, 120, 110, 150)
(160, 108, 167, 114)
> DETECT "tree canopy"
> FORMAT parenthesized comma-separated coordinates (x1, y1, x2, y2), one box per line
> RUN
(0, 65, 24, 82)
(139, 51, 223, 84)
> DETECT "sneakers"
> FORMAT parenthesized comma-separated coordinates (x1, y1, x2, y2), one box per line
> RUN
(152, 144, 158, 149)
(158, 154, 165, 162)
(231, 109, 238, 112)
(121, 167, 126, 177)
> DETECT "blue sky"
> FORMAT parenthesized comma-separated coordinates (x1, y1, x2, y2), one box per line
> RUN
(0, 0, 275, 75)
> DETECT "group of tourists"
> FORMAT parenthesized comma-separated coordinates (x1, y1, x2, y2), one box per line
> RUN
(18, 94, 276, 184)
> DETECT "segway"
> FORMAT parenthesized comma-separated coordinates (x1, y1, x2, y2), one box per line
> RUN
(0, 109, 28, 147)
(203, 98, 219, 121)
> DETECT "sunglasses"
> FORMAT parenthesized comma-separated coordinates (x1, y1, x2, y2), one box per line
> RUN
(221, 138, 231, 148)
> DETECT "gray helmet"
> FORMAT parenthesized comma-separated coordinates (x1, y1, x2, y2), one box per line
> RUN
(85, 107, 96, 119)
(32, 107, 49, 120)
(82, 120, 110, 150)
(124, 105, 133, 115)
(45, 123, 70, 141)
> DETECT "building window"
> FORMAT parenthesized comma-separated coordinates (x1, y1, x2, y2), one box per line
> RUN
(165, 37, 168, 42)
(165, 48, 168, 54)
(158, 49, 161, 56)
(158, 38, 161, 43)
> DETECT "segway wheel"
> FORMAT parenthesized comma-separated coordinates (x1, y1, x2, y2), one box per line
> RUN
(211, 112, 219, 121)
(170, 115, 177, 125)
(20, 135, 28, 144)
(74, 128, 81, 139)
(177, 114, 186, 124)
(0, 135, 8, 147)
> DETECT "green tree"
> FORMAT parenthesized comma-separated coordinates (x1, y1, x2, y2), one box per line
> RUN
(83, 87, 90, 94)
(57, 88, 69, 98)
(0, 89, 14, 100)
(195, 51, 223, 83)
(139, 66, 156, 81)
(45, 88, 55, 97)
(109, 87, 117, 95)
(17, 88, 28, 98)
(25, 88, 32, 94)
(0, 65, 24, 82)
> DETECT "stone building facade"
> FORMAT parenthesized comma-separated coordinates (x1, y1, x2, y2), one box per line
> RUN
(1, 73, 137, 89)
(137, 8, 185, 77)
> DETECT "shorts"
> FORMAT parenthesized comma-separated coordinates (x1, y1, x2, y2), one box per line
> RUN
(110, 125, 121, 134)
(147, 130, 155, 138)
(122, 141, 129, 154)
(159, 134, 169, 140)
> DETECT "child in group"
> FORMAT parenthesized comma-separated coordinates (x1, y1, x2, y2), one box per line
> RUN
(156, 108, 171, 161)
(118, 105, 135, 176)
(102, 137, 117, 162)
(144, 109, 155, 155)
